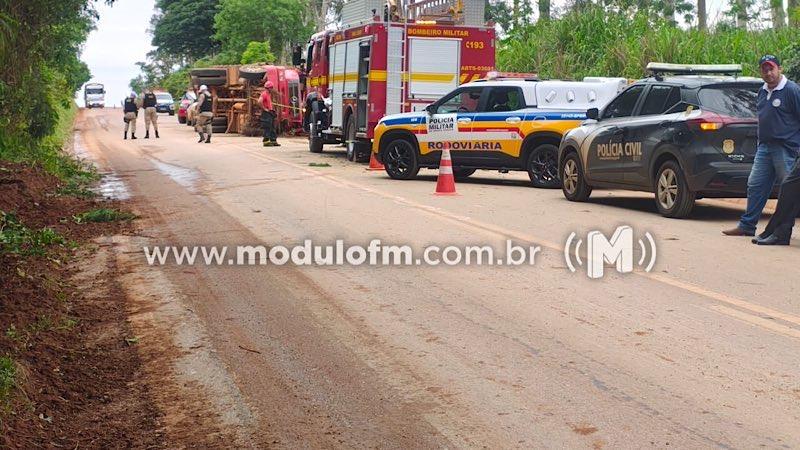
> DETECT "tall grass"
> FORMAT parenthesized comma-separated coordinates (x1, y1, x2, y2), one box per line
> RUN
(498, 7, 800, 80)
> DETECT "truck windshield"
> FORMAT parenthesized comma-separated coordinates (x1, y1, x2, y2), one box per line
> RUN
(86, 89, 103, 94)
(698, 85, 758, 118)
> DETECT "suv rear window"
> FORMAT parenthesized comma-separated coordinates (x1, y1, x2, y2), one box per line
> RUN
(697, 85, 758, 118)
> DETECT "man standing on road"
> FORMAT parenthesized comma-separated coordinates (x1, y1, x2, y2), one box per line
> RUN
(260, 81, 279, 147)
(195, 85, 213, 143)
(723, 55, 800, 237)
(123, 92, 139, 140)
(752, 158, 800, 245)
(142, 88, 159, 139)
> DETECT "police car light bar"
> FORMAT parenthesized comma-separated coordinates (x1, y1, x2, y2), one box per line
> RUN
(646, 62, 743, 76)
(483, 71, 540, 81)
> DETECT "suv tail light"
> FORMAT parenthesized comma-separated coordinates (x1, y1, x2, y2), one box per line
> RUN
(687, 112, 756, 131)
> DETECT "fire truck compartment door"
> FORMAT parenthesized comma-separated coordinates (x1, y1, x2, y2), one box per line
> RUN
(409, 38, 460, 99)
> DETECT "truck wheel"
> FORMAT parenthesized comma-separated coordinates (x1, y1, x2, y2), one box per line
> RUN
(309, 135, 323, 153)
(212, 124, 227, 134)
(345, 118, 357, 162)
(526, 144, 561, 188)
(561, 152, 592, 202)
(382, 137, 420, 180)
(655, 160, 695, 218)
(212, 116, 228, 126)
(454, 168, 476, 180)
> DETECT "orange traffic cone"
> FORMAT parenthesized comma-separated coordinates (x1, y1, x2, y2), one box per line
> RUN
(366, 151, 384, 171)
(434, 143, 457, 196)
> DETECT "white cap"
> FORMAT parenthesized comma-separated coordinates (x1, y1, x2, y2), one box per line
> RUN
(199, 84, 208, 91)
(130, 92, 137, 98)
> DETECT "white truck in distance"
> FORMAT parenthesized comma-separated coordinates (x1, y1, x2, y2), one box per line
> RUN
(84, 83, 105, 108)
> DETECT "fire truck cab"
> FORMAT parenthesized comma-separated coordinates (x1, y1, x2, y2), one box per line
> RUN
(302, 0, 495, 162)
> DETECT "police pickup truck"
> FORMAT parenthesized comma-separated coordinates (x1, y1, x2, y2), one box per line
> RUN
(559, 63, 762, 218)
(372, 75, 626, 187)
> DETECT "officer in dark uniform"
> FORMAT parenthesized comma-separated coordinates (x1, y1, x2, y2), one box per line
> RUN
(123, 92, 138, 140)
(142, 88, 159, 138)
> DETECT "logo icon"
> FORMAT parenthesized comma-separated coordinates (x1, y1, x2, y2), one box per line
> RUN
(773, 98, 782, 108)
(564, 226, 657, 279)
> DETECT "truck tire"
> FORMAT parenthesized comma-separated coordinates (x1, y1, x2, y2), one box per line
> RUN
(212, 116, 228, 126)
(212, 125, 227, 134)
(453, 168, 477, 180)
(191, 68, 227, 78)
(381, 137, 420, 180)
(654, 160, 695, 218)
(561, 152, 592, 202)
(345, 118, 357, 162)
(309, 135, 324, 153)
(526, 143, 561, 189)
(194, 75, 227, 87)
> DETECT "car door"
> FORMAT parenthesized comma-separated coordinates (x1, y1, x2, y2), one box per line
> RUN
(419, 86, 485, 157)
(623, 85, 683, 186)
(584, 84, 646, 184)
(462, 86, 526, 167)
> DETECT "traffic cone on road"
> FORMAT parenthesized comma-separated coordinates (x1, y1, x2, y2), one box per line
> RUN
(434, 143, 457, 196)
(366, 151, 384, 171)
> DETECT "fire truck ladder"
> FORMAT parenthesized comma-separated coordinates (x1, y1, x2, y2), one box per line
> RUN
(385, 21, 408, 115)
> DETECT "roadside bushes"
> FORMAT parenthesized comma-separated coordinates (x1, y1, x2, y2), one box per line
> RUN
(498, 6, 800, 79)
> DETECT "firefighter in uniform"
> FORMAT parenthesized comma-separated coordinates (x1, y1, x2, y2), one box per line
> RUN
(195, 85, 213, 143)
(260, 81, 279, 147)
(142, 88, 159, 138)
(123, 92, 139, 140)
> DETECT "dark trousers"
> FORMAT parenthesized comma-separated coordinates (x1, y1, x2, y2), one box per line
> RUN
(762, 158, 800, 239)
(261, 111, 277, 142)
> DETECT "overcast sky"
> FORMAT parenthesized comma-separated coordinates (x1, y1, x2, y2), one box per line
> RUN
(78, 0, 155, 107)
(76, 0, 747, 107)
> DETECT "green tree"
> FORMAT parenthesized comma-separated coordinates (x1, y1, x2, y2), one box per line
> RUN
(240, 41, 276, 64)
(151, 0, 220, 62)
(214, 0, 313, 62)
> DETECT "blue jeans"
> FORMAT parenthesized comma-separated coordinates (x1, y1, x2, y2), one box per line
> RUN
(738, 143, 797, 233)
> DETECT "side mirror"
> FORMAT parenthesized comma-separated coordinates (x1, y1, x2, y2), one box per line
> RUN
(586, 108, 599, 120)
(425, 104, 436, 115)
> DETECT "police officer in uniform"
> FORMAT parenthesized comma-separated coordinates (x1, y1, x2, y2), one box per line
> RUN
(123, 92, 139, 140)
(195, 85, 213, 143)
(142, 88, 159, 138)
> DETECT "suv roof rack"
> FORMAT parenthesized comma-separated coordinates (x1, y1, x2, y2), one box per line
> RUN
(646, 62, 742, 78)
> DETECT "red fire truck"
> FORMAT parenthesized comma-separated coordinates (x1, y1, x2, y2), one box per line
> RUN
(301, 3, 495, 162)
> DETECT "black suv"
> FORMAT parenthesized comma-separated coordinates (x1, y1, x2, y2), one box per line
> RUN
(558, 63, 763, 218)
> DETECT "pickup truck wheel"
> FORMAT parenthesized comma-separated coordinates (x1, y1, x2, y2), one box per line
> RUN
(655, 160, 695, 218)
(382, 138, 420, 180)
(526, 144, 561, 188)
(561, 152, 592, 202)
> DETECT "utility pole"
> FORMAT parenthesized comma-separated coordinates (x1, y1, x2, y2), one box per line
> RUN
(698, 0, 707, 30)
(772, 0, 786, 28)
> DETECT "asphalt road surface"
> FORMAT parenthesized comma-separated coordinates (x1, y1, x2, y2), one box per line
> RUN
(75, 108, 800, 449)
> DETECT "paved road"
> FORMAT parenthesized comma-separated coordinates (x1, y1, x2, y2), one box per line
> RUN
(76, 108, 800, 448)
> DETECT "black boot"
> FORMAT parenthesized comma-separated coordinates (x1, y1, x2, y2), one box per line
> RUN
(124, 131, 127, 140)
(131, 133, 137, 139)
(155, 130, 159, 138)
(198, 133, 204, 143)
(753, 234, 791, 246)
(144, 131, 149, 139)
(271, 140, 281, 147)
(205, 135, 211, 143)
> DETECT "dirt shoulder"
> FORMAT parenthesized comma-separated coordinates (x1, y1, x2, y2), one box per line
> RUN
(0, 158, 240, 447)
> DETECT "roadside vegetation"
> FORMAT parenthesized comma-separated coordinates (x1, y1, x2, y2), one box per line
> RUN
(497, 6, 800, 79)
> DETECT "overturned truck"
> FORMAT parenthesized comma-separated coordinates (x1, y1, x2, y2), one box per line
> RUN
(189, 65, 304, 136)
